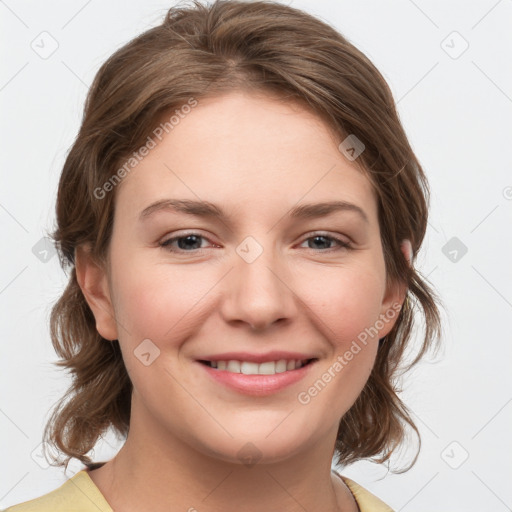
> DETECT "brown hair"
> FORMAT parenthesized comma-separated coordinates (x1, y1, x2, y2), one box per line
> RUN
(44, 0, 442, 471)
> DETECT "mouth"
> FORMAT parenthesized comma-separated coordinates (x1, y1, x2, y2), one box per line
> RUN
(196, 355, 318, 396)
(198, 358, 317, 375)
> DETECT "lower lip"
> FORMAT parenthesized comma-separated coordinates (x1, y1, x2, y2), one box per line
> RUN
(198, 361, 316, 396)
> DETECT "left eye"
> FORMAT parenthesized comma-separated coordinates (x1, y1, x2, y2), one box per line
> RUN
(160, 233, 351, 253)
(298, 234, 351, 251)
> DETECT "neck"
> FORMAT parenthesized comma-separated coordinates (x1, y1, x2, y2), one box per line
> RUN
(88, 405, 356, 512)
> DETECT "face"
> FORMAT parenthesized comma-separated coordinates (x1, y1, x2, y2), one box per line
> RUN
(80, 90, 404, 465)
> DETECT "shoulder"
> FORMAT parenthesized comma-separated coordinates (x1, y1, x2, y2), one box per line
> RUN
(1, 471, 112, 512)
(337, 473, 395, 512)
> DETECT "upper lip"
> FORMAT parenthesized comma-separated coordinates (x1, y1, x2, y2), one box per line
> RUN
(196, 351, 318, 363)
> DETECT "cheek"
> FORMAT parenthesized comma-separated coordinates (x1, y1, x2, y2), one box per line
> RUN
(109, 261, 213, 400)
(296, 263, 387, 348)
(110, 257, 218, 346)
(294, 270, 384, 419)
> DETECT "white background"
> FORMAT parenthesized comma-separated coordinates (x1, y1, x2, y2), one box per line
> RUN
(1, 0, 511, 510)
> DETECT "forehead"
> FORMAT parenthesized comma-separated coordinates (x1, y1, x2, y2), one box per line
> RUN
(114, 91, 377, 226)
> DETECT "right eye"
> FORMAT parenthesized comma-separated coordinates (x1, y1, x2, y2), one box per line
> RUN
(160, 233, 217, 253)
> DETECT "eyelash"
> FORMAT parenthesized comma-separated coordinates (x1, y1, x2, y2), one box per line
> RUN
(159, 232, 352, 254)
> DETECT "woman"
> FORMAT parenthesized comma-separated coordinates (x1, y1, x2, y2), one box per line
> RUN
(3, 1, 441, 510)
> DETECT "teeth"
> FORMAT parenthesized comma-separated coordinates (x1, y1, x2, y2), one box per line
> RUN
(275, 360, 287, 373)
(258, 361, 276, 375)
(207, 359, 310, 375)
(227, 360, 241, 373)
(241, 361, 258, 375)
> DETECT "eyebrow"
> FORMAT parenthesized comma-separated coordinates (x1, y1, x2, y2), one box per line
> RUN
(139, 198, 369, 224)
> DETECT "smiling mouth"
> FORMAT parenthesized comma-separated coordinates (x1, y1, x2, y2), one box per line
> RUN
(198, 358, 317, 375)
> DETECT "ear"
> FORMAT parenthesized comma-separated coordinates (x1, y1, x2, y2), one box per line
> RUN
(75, 244, 118, 341)
(377, 239, 413, 338)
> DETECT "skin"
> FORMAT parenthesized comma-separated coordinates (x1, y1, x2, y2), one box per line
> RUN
(77, 90, 409, 512)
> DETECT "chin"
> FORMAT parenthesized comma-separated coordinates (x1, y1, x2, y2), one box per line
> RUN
(189, 419, 322, 467)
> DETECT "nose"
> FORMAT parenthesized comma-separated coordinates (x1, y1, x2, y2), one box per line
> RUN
(220, 243, 297, 331)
